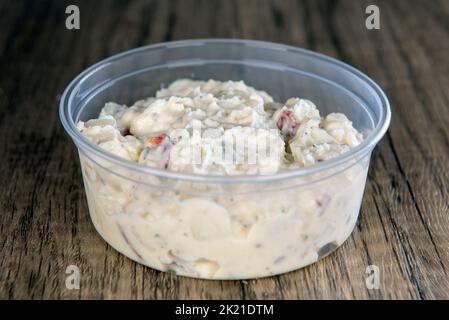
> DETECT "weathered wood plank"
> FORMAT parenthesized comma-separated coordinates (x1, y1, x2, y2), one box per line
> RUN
(0, 0, 447, 299)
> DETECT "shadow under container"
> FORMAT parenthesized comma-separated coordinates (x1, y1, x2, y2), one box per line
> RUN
(60, 39, 391, 280)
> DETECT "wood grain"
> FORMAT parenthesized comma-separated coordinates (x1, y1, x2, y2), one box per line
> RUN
(0, 0, 447, 299)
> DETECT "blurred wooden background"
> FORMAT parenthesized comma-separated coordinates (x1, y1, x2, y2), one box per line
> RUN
(0, 0, 448, 299)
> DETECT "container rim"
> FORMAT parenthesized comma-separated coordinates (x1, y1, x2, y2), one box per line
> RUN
(59, 38, 391, 184)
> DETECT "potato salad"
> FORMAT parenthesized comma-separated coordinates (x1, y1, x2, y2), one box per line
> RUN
(77, 79, 368, 279)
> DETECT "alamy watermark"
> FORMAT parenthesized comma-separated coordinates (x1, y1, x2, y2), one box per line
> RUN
(366, 5, 380, 30)
(62, 263, 380, 291)
(146, 121, 283, 169)
(65, 265, 80, 290)
(365, 265, 380, 290)
(65, 5, 80, 30)
(65, 4, 380, 31)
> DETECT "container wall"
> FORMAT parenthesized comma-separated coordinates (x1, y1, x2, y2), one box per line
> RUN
(63, 40, 388, 279)
(79, 148, 370, 279)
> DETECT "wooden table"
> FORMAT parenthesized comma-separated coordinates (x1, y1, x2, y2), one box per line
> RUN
(0, 0, 448, 300)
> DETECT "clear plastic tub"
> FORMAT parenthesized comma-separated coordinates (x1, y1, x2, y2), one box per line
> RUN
(60, 39, 391, 279)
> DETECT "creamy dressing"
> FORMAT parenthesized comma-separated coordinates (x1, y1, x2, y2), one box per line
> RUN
(77, 79, 367, 279)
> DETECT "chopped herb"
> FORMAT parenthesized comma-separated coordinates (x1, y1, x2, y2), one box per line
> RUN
(274, 256, 285, 264)
(317, 241, 338, 259)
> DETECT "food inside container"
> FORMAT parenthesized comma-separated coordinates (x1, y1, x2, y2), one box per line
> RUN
(60, 39, 391, 279)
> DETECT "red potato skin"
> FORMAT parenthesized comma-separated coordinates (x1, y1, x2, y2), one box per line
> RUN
(146, 133, 173, 169)
(276, 110, 299, 141)
(316, 194, 331, 216)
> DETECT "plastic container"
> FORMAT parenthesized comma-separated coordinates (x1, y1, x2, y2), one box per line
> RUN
(60, 39, 391, 279)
